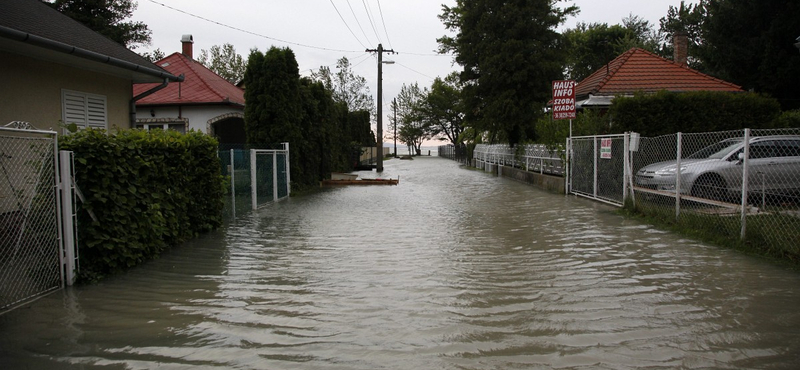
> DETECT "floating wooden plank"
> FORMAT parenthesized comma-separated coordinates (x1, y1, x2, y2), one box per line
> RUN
(320, 178, 399, 186)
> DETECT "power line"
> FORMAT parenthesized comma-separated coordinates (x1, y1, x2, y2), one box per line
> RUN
(146, 0, 362, 54)
(375, 0, 393, 49)
(361, 0, 383, 45)
(398, 51, 453, 57)
(329, 0, 368, 49)
(396, 62, 436, 81)
(346, 0, 374, 46)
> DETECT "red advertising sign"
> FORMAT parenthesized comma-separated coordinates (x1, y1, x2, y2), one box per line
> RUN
(552, 80, 576, 120)
(600, 138, 612, 159)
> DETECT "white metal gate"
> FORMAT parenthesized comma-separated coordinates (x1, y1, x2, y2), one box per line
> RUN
(0, 122, 75, 313)
(568, 133, 632, 207)
(250, 145, 291, 210)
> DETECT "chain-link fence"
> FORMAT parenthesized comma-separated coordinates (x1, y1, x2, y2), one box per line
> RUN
(473, 143, 564, 176)
(219, 144, 290, 218)
(630, 128, 800, 256)
(0, 125, 62, 313)
(570, 135, 628, 205)
(438, 144, 468, 163)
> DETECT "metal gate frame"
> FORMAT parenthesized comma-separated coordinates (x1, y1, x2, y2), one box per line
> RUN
(568, 133, 633, 207)
(0, 123, 76, 314)
(250, 143, 291, 210)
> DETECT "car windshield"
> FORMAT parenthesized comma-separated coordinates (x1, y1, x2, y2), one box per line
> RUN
(687, 138, 743, 160)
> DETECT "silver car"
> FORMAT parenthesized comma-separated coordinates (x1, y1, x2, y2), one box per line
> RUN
(635, 135, 800, 201)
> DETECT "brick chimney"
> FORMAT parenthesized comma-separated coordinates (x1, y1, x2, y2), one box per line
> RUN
(673, 32, 688, 66)
(181, 34, 193, 59)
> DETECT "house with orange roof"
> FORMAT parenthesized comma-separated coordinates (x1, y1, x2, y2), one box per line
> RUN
(575, 36, 743, 110)
(133, 35, 245, 145)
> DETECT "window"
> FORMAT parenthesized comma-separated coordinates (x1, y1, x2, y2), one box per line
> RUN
(775, 140, 800, 157)
(61, 90, 107, 130)
(135, 122, 187, 134)
(749, 141, 775, 159)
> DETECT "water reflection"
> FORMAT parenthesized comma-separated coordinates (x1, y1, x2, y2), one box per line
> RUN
(2, 157, 800, 369)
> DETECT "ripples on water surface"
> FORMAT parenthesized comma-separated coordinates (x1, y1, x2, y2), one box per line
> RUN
(2, 157, 800, 369)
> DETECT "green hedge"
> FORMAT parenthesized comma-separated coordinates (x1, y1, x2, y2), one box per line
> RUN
(610, 91, 782, 136)
(60, 129, 225, 282)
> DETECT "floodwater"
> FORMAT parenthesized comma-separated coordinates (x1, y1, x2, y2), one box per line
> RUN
(2, 157, 800, 369)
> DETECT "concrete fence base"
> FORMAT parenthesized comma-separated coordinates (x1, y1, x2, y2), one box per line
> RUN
(495, 165, 565, 194)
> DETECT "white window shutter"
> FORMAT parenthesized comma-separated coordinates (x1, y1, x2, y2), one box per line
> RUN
(61, 90, 107, 129)
(86, 95, 107, 128)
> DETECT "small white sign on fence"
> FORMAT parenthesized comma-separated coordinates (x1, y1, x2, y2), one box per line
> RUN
(600, 138, 612, 159)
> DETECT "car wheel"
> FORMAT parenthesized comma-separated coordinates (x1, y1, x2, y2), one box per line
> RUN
(691, 174, 727, 202)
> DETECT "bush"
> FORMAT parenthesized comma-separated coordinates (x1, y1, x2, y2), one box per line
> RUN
(610, 91, 781, 136)
(772, 110, 800, 128)
(60, 129, 224, 282)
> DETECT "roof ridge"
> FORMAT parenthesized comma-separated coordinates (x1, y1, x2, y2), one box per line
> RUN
(577, 48, 638, 96)
(181, 55, 229, 102)
(649, 49, 743, 90)
(596, 48, 639, 93)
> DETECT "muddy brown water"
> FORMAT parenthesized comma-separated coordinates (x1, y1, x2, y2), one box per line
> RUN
(2, 156, 800, 369)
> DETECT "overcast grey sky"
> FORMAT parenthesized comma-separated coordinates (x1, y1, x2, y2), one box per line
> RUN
(135, 0, 696, 132)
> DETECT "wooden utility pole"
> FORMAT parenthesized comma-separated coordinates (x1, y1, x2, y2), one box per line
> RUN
(393, 98, 397, 157)
(366, 44, 394, 172)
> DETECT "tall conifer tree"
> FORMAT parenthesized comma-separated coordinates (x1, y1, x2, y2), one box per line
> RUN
(438, 0, 577, 146)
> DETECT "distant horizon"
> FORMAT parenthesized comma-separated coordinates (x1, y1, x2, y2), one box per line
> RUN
(382, 141, 449, 148)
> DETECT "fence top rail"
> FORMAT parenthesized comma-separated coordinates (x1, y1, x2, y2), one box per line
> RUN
(250, 149, 288, 154)
(0, 126, 58, 137)
(571, 133, 627, 140)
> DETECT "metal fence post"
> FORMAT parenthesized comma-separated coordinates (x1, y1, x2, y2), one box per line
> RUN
(58, 151, 76, 286)
(565, 137, 571, 195)
(593, 136, 598, 198)
(623, 133, 629, 205)
(676, 132, 682, 219)
(283, 142, 291, 196)
(272, 151, 278, 201)
(229, 149, 236, 217)
(250, 149, 257, 211)
(741, 128, 750, 240)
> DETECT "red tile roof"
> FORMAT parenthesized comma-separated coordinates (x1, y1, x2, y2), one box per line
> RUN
(134, 52, 245, 106)
(575, 48, 742, 99)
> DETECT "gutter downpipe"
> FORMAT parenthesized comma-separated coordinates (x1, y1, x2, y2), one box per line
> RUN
(130, 74, 184, 127)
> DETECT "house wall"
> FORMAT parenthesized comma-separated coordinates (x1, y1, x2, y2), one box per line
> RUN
(0, 51, 132, 130)
(138, 105, 243, 134)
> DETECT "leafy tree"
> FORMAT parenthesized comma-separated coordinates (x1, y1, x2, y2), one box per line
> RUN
(140, 48, 165, 63)
(700, 0, 800, 110)
(312, 57, 375, 118)
(563, 16, 661, 81)
(658, 1, 707, 69)
(44, 0, 151, 49)
(197, 43, 246, 84)
(394, 83, 430, 155)
(243, 46, 303, 157)
(416, 72, 465, 146)
(297, 78, 346, 184)
(347, 111, 375, 147)
(563, 23, 631, 81)
(438, 0, 578, 147)
(619, 15, 663, 52)
(243, 47, 367, 189)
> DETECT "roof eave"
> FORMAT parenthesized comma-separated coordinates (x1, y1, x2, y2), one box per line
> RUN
(135, 101, 245, 108)
(0, 24, 183, 83)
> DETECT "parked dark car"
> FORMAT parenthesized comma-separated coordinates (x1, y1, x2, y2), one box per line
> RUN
(635, 136, 800, 201)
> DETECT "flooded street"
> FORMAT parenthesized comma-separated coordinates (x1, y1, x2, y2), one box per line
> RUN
(2, 156, 800, 369)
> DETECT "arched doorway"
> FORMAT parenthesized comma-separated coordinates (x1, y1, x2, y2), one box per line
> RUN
(208, 112, 246, 146)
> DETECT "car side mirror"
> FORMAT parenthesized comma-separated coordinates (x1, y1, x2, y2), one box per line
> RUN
(737, 152, 745, 164)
